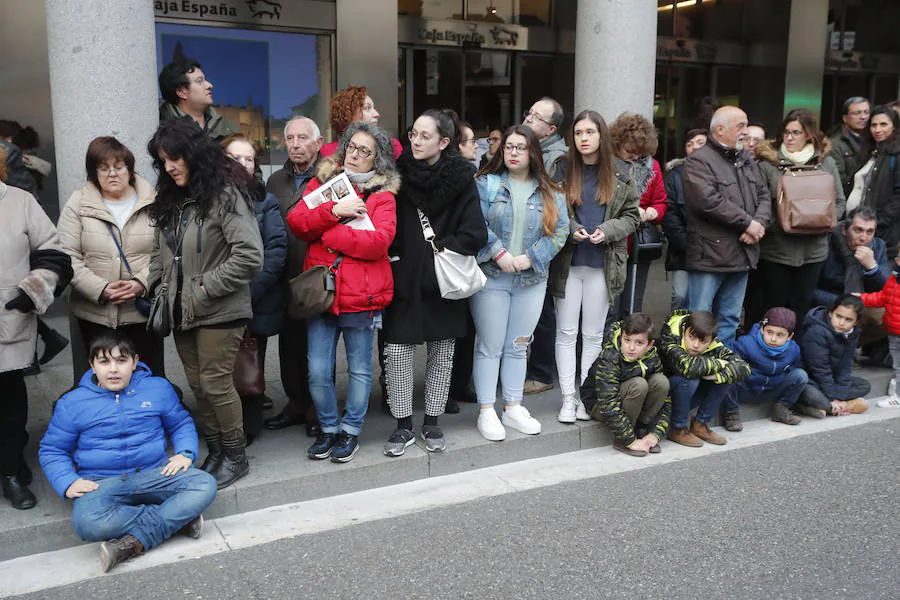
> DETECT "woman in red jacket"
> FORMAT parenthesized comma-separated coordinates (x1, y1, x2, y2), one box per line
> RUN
(287, 122, 398, 463)
(609, 112, 667, 319)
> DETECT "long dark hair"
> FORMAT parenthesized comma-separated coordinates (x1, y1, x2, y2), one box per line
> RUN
(476, 125, 561, 236)
(147, 119, 254, 227)
(775, 108, 825, 152)
(859, 105, 900, 161)
(564, 110, 616, 207)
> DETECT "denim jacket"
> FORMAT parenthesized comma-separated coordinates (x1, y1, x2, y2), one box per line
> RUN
(475, 173, 569, 285)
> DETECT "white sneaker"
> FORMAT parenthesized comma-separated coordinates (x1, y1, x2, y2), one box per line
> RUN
(889, 378, 897, 397)
(575, 400, 591, 421)
(477, 408, 506, 441)
(502, 405, 542, 435)
(876, 395, 900, 408)
(557, 398, 577, 423)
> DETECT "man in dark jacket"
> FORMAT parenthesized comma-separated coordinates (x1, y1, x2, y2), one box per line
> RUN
(158, 57, 236, 141)
(682, 106, 772, 346)
(39, 332, 217, 573)
(263, 117, 324, 434)
(829, 96, 870, 196)
(814, 206, 891, 363)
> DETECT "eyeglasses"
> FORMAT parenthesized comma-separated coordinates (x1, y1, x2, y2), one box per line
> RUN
(346, 142, 373, 158)
(523, 110, 552, 126)
(97, 164, 127, 176)
(460, 138, 476, 145)
(407, 130, 435, 143)
(504, 143, 527, 154)
(782, 129, 805, 139)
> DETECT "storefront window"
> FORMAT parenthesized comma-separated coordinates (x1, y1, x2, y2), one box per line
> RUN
(399, 0, 465, 20)
(155, 23, 332, 177)
(400, 0, 550, 26)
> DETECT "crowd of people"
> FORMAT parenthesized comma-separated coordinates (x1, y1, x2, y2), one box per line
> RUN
(3, 56, 900, 572)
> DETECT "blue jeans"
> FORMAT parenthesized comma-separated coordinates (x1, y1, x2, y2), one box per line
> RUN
(721, 368, 809, 414)
(307, 314, 375, 436)
(471, 273, 547, 405)
(71, 467, 216, 550)
(669, 375, 734, 429)
(688, 271, 749, 347)
(671, 269, 689, 311)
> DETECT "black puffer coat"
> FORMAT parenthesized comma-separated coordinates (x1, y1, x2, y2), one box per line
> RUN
(382, 152, 487, 344)
(862, 135, 900, 249)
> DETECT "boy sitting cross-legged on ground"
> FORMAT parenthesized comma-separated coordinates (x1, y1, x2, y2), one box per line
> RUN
(660, 310, 750, 447)
(720, 307, 809, 428)
(796, 294, 871, 417)
(580, 313, 670, 457)
(39, 332, 217, 573)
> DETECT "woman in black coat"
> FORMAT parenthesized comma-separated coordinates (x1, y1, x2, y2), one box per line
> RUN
(856, 106, 900, 249)
(382, 109, 487, 457)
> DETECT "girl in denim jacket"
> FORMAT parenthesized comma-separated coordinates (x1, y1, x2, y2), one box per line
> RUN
(471, 125, 569, 441)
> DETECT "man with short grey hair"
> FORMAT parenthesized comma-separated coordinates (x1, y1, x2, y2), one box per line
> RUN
(523, 97, 567, 176)
(830, 96, 870, 196)
(264, 116, 324, 434)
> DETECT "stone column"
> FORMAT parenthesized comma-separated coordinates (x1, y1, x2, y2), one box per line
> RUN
(574, 0, 658, 121)
(45, 0, 159, 206)
(45, 0, 159, 379)
(783, 0, 829, 118)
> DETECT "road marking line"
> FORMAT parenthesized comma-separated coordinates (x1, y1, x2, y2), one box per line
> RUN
(2, 408, 897, 597)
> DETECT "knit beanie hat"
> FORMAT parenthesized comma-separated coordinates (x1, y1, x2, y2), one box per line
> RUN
(761, 307, 797, 333)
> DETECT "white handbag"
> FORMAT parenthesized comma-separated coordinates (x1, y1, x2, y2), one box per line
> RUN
(417, 208, 486, 300)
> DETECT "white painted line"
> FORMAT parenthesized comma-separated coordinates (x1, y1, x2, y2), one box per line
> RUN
(2, 407, 898, 597)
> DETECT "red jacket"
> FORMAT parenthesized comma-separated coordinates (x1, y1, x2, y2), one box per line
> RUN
(627, 158, 667, 255)
(286, 158, 398, 315)
(861, 275, 900, 334)
(321, 138, 403, 161)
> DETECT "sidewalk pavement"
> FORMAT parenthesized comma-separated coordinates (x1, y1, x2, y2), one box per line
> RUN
(2, 262, 892, 561)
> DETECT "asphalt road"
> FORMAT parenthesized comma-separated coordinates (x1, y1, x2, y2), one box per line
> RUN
(14, 417, 900, 600)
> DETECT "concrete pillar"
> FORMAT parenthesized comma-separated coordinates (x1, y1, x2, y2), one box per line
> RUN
(45, 0, 159, 208)
(336, 0, 398, 137)
(574, 0, 657, 121)
(783, 0, 829, 119)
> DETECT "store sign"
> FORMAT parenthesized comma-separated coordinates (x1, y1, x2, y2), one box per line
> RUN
(657, 38, 721, 63)
(154, 0, 336, 29)
(399, 17, 528, 51)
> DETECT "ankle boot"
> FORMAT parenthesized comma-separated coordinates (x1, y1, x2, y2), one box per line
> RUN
(38, 327, 69, 365)
(1, 475, 36, 510)
(200, 433, 223, 474)
(212, 430, 249, 489)
(100, 534, 143, 572)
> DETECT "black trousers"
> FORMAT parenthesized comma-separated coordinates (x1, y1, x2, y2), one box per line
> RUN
(0, 369, 28, 475)
(748, 259, 825, 329)
(278, 316, 314, 419)
(450, 309, 475, 395)
(76, 319, 165, 378)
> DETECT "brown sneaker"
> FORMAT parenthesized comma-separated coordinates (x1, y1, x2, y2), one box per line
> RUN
(847, 398, 869, 414)
(772, 403, 801, 425)
(691, 421, 727, 445)
(667, 427, 704, 448)
(523, 380, 553, 395)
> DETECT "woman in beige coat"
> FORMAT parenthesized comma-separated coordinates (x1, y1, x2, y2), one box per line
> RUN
(0, 147, 72, 509)
(57, 137, 162, 376)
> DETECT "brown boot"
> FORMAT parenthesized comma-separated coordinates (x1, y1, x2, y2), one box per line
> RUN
(667, 427, 704, 448)
(772, 403, 801, 425)
(691, 421, 726, 445)
(100, 534, 143, 572)
(847, 398, 869, 414)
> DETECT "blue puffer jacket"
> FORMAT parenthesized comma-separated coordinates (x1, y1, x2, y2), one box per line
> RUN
(249, 188, 288, 337)
(732, 323, 803, 392)
(39, 364, 198, 499)
(798, 305, 860, 399)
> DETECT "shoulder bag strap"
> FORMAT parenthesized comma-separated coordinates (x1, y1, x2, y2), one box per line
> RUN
(106, 222, 134, 276)
(416, 208, 439, 253)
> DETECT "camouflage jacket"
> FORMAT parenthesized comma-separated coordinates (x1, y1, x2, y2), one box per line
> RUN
(659, 310, 750, 384)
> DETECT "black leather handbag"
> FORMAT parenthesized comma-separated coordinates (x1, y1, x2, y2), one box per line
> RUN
(634, 223, 664, 261)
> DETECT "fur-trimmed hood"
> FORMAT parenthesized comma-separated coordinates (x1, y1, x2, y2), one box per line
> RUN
(665, 157, 685, 173)
(755, 138, 832, 166)
(315, 156, 401, 196)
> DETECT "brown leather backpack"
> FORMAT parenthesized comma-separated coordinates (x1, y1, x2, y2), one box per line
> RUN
(776, 165, 836, 235)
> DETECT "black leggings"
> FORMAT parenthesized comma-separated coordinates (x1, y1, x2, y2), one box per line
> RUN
(0, 370, 28, 475)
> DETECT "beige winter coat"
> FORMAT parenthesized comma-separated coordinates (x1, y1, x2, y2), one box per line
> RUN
(0, 183, 62, 372)
(57, 176, 156, 327)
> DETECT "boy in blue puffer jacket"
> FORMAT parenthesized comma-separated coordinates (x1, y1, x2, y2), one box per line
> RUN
(39, 332, 216, 573)
(721, 307, 808, 428)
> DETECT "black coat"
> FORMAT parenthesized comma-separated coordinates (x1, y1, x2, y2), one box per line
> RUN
(862, 136, 900, 249)
(249, 182, 287, 337)
(382, 152, 487, 344)
(799, 305, 861, 400)
(662, 160, 687, 272)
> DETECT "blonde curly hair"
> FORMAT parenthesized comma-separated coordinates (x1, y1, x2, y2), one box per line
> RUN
(610, 112, 659, 156)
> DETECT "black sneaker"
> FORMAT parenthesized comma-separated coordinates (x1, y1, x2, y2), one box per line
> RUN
(307, 433, 337, 460)
(330, 433, 359, 463)
(420, 425, 446, 453)
(383, 428, 416, 457)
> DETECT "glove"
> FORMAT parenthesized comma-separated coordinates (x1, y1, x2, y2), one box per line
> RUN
(5, 290, 36, 313)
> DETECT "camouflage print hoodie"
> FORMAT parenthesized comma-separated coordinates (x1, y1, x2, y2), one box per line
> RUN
(580, 320, 671, 446)
(659, 310, 751, 384)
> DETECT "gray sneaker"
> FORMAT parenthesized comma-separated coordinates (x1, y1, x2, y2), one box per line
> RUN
(420, 425, 446, 453)
(383, 428, 415, 457)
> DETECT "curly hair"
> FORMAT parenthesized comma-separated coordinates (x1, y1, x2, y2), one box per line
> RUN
(334, 122, 398, 177)
(147, 119, 255, 228)
(330, 86, 368, 139)
(610, 112, 659, 157)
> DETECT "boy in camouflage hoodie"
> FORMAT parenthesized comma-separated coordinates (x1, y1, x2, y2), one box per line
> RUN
(660, 310, 750, 447)
(581, 313, 671, 457)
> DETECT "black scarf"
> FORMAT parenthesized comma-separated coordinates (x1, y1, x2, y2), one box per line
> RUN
(396, 152, 475, 215)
